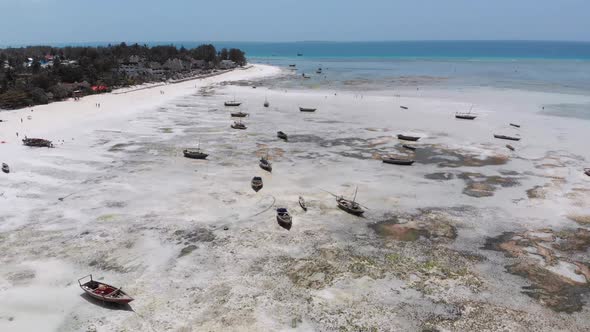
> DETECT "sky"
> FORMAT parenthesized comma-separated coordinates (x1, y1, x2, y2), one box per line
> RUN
(0, 0, 589, 45)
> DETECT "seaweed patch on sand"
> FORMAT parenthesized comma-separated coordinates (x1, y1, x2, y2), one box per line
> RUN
(484, 228, 590, 313)
(458, 172, 520, 198)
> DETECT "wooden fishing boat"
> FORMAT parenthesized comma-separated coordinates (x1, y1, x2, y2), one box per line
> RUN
(402, 144, 416, 151)
(584, 168, 590, 177)
(382, 158, 415, 166)
(289, 64, 296, 68)
(276, 208, 292, 230)
(299, 196, 307, 211)
(337, 197, 364, 216)
(22, 138, 54, 148)
(230, 111, 249, 117)
(455, 113, 477, 120)
(78, 275, 134, 304)
(506, 144, 515, 151)
(251, 176, 263, 192)
(2, 163, 9, 174)
(259, 157, 272, 172)
(397, 134, 420, 141)
(231, 121, 247, 130)
(277, 131, 288, 140)
(183, 149, 208, 159)
(299, 107, 316, 112)
(400, 106, 408, 110)
(510, 123, 521, 128)
(224, 101, 241, 107)
(494, 134, 520, 141)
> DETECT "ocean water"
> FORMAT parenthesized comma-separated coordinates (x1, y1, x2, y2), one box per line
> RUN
(210, 41, 590, 94)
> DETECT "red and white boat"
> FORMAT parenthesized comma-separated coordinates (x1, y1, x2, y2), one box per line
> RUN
(78, 275, 134, 304)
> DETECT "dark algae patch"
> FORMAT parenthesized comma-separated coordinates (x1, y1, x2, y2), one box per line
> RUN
(370, 210, 458, 242)
(484, 229, 590, 313)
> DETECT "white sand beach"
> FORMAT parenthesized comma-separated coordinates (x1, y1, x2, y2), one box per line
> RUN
(1, 64, 589, 331)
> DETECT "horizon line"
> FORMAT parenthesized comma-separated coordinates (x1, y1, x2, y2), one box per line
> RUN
(2, 39, 590, 48)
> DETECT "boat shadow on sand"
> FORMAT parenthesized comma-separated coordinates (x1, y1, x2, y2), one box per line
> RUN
(80, 293, 134, 311)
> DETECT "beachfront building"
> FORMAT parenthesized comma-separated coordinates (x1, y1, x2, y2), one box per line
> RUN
(219, 60, 237, 69)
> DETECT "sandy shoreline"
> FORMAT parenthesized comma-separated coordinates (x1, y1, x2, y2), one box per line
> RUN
(1, 63, 589, 331)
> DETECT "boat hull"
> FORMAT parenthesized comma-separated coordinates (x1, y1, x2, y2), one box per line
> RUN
(183, 150, 208, 159)
(299, 197, 307, 211)
(231, 125, 247, 130)
(224, 102, 241, 107)
(402, 144, 416, 151)
(299, 108, 316, 112)
(455, 115, 477, 120)
(382, 159, 415, 166)
(337, 203, 364, 216)
(397, 135, 420, 142)
(494, 135, 520, 141)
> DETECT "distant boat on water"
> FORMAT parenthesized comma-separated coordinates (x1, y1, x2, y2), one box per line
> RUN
(2, 163, 9, 174)
(299, 196, 308, 211)
(230, 111, 249, 117)
(455, 105, 477, 120)
(383, 158, 415, 166)
(183, 149, 208, 160)
(259, 155, 272, 172)
(251, 176, 263, 192)
(264, 97, 269, 108)
(297, 53, 303, 56)
(494, 134, 520, 141)
(584, 168, 590, 177)
(231, 121, 247, 130)
(510, 123, 521, 128)
(276, 208, 292, 230)
(299, 107, 316, 112)
(397, 134, 420, 141)
(277, 131, 288, 141)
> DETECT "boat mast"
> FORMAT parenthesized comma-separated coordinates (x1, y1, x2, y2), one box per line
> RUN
(352, 186, 358, 203)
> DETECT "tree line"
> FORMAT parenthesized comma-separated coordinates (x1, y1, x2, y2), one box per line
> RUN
(0, 43, 247, 109)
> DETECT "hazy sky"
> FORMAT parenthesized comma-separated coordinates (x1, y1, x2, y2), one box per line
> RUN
(1, 0, 588, 44)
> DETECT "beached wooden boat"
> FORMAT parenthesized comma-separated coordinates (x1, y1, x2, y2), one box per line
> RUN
(584, 168, 590, 177)
(337, 197, 364, 216)
(382, 158, 415, 166)
(506, 144, 515, 151)
(299, 107, 317, 112)
(397, 134, 420, 142)
(259, 157, 272, 172)
(22, 138, 54, 148)
(183, 149, 208, 160)
(402, 144, 416, 151)
(2, 163, 9, 174)
(494, 134, 520, 141)
(224, 101, 241, 107)
(400, 106, 408, 110)
(277, 131, 288, 140)
(510, 123, 521, 128)
(251, 176, 263, 192)
(299, 196, 307, 211)
(230, 111, 249, 117)
(78, 275, 134, 304)
(276, 208, 292, 230)
(231, 121, 247, 130)
(455, 113, 477, 120)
